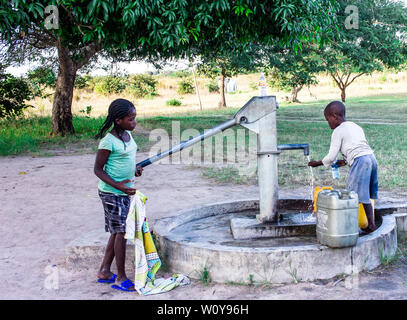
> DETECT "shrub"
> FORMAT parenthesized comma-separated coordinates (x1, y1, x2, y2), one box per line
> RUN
(26, 66, 57, 97)
(74, 74, 93, 90)
(0, 73, 33, 119)
(206, 80, 219, 93)
(167, 70, 192, 78)
(127, 74, 158, 98)
(166, 98, 182, 106)
(94, 75, 129, 95)
(79, 105, 92, 118)
(249, 81, 258, 91)
(177, 78, 194, 94)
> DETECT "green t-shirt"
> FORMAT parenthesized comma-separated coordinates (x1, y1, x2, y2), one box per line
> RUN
(97, 131, 137, 195)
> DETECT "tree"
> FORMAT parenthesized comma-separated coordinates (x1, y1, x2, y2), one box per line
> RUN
(196, 45, 260, 107)
(0, 1, 215, 135)
(264, 45, 324, 102)
(192, 0, 339, 107)
(1, 0, 339, 134)
(318, 0, 407, 102)
(0, 67, 33, 119)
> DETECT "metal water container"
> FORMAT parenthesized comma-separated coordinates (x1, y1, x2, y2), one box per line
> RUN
(316, 189, 359, 248)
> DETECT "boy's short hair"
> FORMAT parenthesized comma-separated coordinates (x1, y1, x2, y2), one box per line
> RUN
(324, 101, 346, 118)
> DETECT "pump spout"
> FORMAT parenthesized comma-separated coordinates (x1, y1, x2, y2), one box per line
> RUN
(278, 143, 309, 156)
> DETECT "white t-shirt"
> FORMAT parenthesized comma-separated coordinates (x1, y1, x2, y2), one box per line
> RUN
(322, 121, 373, 167)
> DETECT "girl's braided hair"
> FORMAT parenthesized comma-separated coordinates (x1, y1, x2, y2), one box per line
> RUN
(95, 99, 135, 144)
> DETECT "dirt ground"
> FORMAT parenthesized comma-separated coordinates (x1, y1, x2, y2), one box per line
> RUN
(1, 151, 407, 300)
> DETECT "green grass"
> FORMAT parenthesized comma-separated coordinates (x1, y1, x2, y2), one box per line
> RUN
(138, 115, 407, 189)
(0, 115, 151, 156)
(1, 94, 406, 191)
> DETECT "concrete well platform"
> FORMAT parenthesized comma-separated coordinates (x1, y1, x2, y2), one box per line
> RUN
(65, 198, 407, 284)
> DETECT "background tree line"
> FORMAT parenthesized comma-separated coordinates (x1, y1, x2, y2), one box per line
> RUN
(1, 0, 406, 135)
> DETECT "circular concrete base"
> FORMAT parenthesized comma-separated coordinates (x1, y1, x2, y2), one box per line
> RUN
(154, 198, 400, 284)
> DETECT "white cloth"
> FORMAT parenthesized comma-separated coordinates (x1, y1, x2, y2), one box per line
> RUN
(322, 121, 373, 167)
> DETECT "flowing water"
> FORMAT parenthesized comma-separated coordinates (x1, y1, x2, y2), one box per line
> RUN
(306, 155, 315, 201)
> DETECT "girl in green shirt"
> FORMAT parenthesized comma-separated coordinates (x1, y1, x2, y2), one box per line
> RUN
(94, 98, 143, 292)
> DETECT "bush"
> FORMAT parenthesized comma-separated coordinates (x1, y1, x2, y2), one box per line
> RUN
(26, 66, 56, 97)
(177, 78, 194, 94)
(127, 74, 158, 98)
(167, 70, 192, 78)
(249, 81, 258, 91)
(0, 73, 33, 119)
(166, 98, 182, 106)
(94, 75, 129, 95)
(74, 74, 93, 90)
(206, 79, 219, 93)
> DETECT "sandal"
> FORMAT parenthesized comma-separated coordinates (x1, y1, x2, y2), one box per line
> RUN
(111, 279, 136, 292)
(97, 273, 117, 284)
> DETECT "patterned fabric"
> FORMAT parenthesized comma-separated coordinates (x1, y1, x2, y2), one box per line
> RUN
(125, 191, 189, 295)
(98, 190, 130, 234)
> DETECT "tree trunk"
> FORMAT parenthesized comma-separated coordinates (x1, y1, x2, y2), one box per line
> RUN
(290, 85, 303, 103)
(340, 87, 346, 102)
(191, 64, 202, 111)
(218, 69, 226, 108)
(51, 43, 77, 136)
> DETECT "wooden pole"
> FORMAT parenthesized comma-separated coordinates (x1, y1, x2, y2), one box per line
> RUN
(191, 63, 202, 111)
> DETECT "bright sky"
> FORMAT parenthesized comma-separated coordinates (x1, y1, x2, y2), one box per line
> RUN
(5, 58, 189, 77)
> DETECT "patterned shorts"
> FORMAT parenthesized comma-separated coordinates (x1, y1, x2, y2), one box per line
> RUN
(98, 190, 130, 234)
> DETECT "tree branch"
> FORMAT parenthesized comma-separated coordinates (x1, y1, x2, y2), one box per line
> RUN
(330, 71, 343, 90)
(74, 40, 102, 70)
(346, 72, 365, 87)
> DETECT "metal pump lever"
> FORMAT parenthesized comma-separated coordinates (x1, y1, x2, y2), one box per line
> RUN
(136, 96, 276, 169)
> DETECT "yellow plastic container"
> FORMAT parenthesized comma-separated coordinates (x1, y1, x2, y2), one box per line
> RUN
(313, 186, 333, 214)
(314, 186, 375, 228)
(358, 199, 375, 229)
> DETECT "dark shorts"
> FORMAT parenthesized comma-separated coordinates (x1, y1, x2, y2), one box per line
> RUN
(347, 154, 378, 204)
(98, 190, 130, 234)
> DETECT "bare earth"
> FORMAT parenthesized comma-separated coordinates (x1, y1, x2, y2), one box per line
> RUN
(1, 152, 406, 300)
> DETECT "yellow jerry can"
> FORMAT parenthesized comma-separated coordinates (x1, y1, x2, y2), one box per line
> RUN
(313, 186, 334, 214)
(358, 199, 375, 229)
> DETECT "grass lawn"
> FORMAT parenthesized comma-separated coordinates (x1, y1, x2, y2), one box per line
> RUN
(1, 94, 406, 190)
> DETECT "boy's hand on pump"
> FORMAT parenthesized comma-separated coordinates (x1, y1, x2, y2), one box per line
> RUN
(336, 159, 347, 167)
(115, 179, 137, 195)
(308, 160, 322, 167)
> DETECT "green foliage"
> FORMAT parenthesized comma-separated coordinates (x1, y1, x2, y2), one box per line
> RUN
(249, 81, 258, 91)
(165, 98, 182, 106)
(26, 67, 56, 97)
(198, 265, 211, 286)
(177, 78, 194, 94)
(74, 74, 93, 90)
(0, 0, 340, 135)
(79, 105, 92, 118)
(265, 46, 323, 94)
(94, 75, 129, 95)
(127, 74, 158, 98)
(167, 70, 192, 78)
(318, 0, 407, 101)
(206, 79, 219, 93)
(0, 72, 33, 119)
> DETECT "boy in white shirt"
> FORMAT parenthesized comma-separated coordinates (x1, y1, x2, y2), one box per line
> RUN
(308, 101, 378, 234)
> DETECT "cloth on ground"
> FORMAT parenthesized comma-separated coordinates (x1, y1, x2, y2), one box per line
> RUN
(125, 190, 189, 295)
